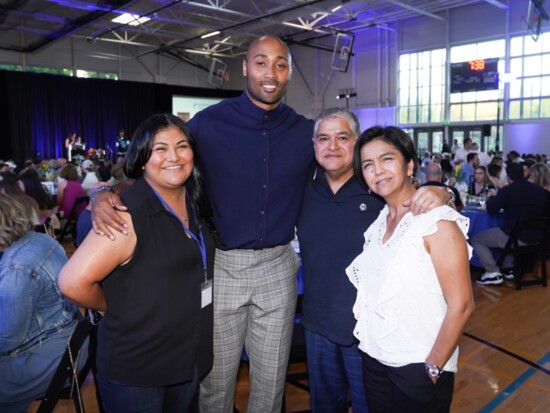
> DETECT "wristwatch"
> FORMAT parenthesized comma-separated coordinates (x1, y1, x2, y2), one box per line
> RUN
(425, 362, 442, 380)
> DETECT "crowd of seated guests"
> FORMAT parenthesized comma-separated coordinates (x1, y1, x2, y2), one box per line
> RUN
(0, 154, 128, 242)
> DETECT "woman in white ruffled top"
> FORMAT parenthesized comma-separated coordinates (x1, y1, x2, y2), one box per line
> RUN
(346, 126, 475, 413)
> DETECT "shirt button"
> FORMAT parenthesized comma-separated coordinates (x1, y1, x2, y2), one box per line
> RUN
(264, 114, 269, 120)
(262, 184, 267, 189)
(263, 158, 267, 162)
(260, 210, 265, 215)
(262, 131, 267, 136)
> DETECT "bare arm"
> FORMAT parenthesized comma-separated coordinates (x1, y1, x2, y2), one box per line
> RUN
(58, 212, 137, 310)
(424, 221, 475, 379)
(405, 186, 452, 215)
(90, 187, 129, 240)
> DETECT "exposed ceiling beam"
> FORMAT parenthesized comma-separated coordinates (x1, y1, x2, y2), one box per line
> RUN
(383, 0, 446, 21)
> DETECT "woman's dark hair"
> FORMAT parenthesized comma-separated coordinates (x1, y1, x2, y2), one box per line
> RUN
(124, 113, 215, 233)
(353, 126, 419, 186)
(19, 169, 54, 210)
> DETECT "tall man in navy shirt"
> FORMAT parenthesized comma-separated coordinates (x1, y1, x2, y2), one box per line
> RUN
(188, 36, 314, 413)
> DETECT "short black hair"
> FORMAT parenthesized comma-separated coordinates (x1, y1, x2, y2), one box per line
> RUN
(466, 152, 478, 163)
(506, 162, 524, 181)
(353, 126, 419, 186)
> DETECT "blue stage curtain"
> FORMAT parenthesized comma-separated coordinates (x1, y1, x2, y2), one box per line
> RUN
(0, 71, 239, 165)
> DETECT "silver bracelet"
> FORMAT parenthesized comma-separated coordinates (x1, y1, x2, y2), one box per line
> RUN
(89, 185, 114, 201)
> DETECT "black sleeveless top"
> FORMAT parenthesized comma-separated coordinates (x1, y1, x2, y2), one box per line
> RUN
(96, 177, 214, 386)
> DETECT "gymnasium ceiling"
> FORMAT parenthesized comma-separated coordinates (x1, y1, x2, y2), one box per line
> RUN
(0, 0, 509, 61)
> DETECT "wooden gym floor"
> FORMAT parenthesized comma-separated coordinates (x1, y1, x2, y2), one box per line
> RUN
(28, 246, 550, 412)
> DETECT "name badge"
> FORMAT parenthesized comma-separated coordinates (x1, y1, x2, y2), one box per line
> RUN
(201, 280, 213, 308)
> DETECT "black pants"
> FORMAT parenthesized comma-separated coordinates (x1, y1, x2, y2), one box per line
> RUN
(361, 351, 454, 413)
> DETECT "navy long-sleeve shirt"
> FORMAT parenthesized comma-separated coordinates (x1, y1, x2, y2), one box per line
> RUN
(188, 92, 314, 250)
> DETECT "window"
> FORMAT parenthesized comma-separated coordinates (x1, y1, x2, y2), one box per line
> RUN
(398, 48, 446, 124)
(0, 64, 22, 71)
(0, 64, 117, 80)
(509, 31, 550, 119)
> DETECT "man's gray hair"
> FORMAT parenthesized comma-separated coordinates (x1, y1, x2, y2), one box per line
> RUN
(313, 107, 360, 138)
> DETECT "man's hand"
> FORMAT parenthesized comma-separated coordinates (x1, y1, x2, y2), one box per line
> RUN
(404, 186, 450, 215)
(91, 189, 129, 240)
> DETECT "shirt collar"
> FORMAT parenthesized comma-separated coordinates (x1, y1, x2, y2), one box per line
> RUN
(238, 91, 286, 121)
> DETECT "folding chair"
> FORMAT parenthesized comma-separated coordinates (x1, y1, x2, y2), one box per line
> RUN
(36, 318, 93, 413)
(497, 216, 549, 290)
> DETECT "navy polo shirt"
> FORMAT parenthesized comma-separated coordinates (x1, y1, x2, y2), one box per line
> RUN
(296, 167, 385, 346)
(188, 92, 315, 250)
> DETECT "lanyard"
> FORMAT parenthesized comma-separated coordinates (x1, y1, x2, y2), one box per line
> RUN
(152, 188, 208, 281)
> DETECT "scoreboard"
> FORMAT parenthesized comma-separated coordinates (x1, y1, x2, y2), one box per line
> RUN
(450, 58, 499, 93)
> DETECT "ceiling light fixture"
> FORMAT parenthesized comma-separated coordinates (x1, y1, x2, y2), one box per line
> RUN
(111, 13, 150, 26)
(201, 31, 221, 39)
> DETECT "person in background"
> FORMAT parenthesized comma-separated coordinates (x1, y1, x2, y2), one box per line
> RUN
(422, 162, 464, 212)
(0, 193, 88, 413)
(56, 163, 87, 219)
(473, 163, 546, 286)
(18, 169, 56, 224)
(80, 159, 99, 195)
(453, 137, 472, 164)
(460, 152, 479, 186)
(487, 163, 506, 190)
(115, 129, 130, 159)
(59, 113, 215, 412)
(521, 159, 535, 179)
(347, 126, 474, 413)
(107, 162, 135, 194)
(470, 142, 491, 166)
(441, 140, 451, 154)
(468, 166, 495, 196)
(528, 162, 550, 218)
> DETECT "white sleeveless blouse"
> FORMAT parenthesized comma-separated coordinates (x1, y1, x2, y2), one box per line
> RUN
(346, 205, 471, 372)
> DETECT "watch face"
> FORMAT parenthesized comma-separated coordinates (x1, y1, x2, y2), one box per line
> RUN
(426, 363, 441, 378)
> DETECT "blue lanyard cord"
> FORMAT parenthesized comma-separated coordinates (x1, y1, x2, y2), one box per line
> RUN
(152, 188, 208, 280)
